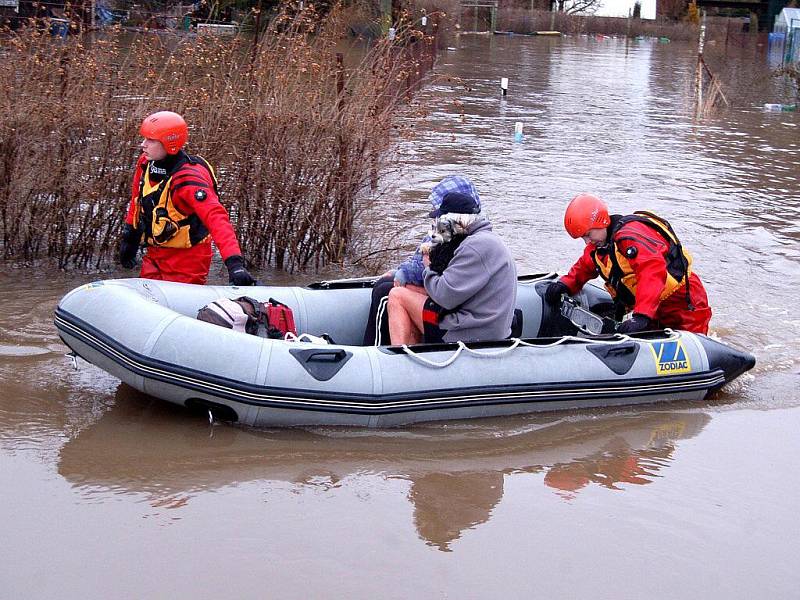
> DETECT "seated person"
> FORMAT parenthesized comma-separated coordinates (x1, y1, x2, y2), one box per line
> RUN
(387, 191, 517, 345)
(362, 175, 481, 345)
(544, 193, 712, 334)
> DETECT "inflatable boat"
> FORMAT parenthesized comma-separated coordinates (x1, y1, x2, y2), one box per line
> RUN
(54, 274, 755, 427)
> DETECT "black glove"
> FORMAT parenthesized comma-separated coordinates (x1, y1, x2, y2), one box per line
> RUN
(119, 223, 140, 269)
(224, 255, 256, 286)
(544, 281, 569, 305)
(617, 313, 652, 334)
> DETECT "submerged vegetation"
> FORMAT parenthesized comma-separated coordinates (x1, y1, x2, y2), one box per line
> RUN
(773, 63, 800, 105)
(0, 4, 437, 271)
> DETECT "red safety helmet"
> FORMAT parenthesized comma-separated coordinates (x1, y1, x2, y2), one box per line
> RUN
(563, 193, 611, 239)
(140, 111, 188, 155)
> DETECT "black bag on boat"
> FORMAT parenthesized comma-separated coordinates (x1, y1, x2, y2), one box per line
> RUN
(197, 296, 296, 339)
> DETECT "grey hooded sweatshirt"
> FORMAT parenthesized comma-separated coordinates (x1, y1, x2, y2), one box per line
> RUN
(423, 219, 517, 342)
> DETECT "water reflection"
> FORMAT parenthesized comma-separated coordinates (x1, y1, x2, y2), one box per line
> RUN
(57, 384, 710, 550)
(543, 423, 679, 499)
(409, 471, 504, 552)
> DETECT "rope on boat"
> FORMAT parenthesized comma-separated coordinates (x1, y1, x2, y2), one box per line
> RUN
(400, 329, 681, 368)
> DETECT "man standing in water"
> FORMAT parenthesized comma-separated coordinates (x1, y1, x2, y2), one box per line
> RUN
(119, 111, 255, 286)
(544, 193, 712, 334)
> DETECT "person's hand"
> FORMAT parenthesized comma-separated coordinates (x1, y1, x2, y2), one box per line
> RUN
(119, 223, 139, 269)
(224, 255, 256, 286)
(617, 313, 652, 334)
(544, 281, 569, 305)
(393, 269, 408, 287)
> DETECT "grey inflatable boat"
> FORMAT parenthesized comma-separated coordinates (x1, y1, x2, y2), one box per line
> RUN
(54, 274, 755, 427)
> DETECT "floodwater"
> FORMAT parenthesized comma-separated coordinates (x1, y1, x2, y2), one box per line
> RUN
(2, 35, 800, 598)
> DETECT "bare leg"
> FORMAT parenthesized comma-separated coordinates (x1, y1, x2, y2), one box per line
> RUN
(405, 283, 428, 295)
(388, 286, 427, 345)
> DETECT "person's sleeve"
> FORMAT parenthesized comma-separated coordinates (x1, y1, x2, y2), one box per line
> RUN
(559, 244, 599, 294)
(617, 232, 669, 319)
(423, 245, 492, 310)
(170, 164, 242, 260)
(125, 154, 148, 226)
(396, 235, 432, 286)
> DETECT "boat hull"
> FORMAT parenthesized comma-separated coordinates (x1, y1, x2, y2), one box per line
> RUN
(54, 277, 754, 427)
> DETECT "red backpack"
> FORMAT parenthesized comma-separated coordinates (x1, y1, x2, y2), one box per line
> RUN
(261, 298, 297, 339)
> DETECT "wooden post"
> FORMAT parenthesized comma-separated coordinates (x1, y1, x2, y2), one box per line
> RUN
(250, 0, 262, 66)
(336, 52, 345, 112)
(380, 0, 392, 34)
(695, 11, 706, 118)
(724, 17, 729, 48)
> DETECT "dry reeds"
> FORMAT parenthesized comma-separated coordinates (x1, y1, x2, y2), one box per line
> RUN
(0, 3, 438, 272)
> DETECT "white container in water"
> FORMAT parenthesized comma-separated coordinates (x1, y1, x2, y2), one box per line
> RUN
(764, 103, 783, 111)
(514, 121, 524, 142)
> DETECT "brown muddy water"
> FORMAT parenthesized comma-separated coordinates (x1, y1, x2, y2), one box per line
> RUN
(2, 35, 800, 598)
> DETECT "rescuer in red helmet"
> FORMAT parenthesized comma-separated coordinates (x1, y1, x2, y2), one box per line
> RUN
(544, 193, 712, 334)
(119, 111, 255, 286)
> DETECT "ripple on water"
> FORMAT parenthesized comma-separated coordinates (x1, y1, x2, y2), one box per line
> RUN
(0, 344, 53, 357)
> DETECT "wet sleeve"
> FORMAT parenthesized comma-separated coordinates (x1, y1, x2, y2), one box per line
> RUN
(125, 154, 148, 226)
(559, 245, 599, 294)
(616, 232, 669, 319)
(424, 245, 491, 310)
(170, 165, 242, 260)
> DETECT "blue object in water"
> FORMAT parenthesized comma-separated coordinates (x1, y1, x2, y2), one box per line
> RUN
(50, 18, 69, 38)
(514, 122, 523, 143)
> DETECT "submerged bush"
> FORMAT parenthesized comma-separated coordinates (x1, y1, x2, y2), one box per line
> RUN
(0, 4, 437, 271)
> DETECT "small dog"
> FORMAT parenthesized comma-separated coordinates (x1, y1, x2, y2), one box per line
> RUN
(428, 234, 467, 274)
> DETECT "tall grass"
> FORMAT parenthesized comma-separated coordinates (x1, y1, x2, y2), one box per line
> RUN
(0, 4, 438, 272)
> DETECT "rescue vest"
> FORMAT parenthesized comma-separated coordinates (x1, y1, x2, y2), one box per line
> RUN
(591, 211, 694, 310)
(132, 153, 217, 249)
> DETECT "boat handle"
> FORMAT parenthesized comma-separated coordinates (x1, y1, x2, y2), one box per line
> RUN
(606, 344, 636, 355)
(305, 349, 347, 363)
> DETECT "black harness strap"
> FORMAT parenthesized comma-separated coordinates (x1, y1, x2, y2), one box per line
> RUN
(598, 212, 694, 312)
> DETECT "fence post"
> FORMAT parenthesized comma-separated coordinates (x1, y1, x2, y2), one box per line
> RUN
(336, 52, 345, 112)
(695, 10, 707, 118)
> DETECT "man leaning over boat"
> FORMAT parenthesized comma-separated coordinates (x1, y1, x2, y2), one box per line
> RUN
(544, 193, 712, 334)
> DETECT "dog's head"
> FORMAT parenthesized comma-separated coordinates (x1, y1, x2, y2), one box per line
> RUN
(430, 216, 457, 244)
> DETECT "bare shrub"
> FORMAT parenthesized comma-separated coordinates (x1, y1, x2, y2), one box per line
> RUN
(773, 63, 800, 105)
(0, 3, 438, 272)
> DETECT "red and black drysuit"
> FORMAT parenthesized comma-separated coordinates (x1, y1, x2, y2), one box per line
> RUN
(124, 151, 242, 284)
(559, 213, 712, 334)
